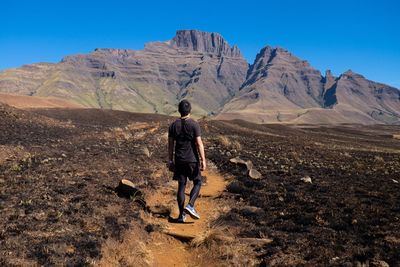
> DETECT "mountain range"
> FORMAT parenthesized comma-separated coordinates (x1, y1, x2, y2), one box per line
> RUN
(0, 29, 399, 124)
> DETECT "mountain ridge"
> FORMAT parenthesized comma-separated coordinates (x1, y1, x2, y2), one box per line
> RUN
(217, 44, 400, 124)
(0, 29, 399, 124)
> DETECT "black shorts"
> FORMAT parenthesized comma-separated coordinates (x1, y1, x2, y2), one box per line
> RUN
(173, 162, 201, 182)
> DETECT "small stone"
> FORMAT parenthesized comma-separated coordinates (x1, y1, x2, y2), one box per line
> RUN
(249, 168, 262, 179)
(226, 151, 232, 157)
(142, 146, 151, 157)
(301, 176, 312, 184)
(229, 157, 253, 171)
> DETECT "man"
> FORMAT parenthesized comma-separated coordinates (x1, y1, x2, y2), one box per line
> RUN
(168, 100, 206, 223)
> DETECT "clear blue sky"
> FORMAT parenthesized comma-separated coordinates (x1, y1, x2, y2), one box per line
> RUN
(1, 0, 399, 88)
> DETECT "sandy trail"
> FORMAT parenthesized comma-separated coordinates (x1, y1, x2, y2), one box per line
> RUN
(145, 168, 227, 266)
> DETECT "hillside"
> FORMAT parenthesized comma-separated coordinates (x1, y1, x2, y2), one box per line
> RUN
(0, 93, 83, 109)
(217, 47, 400, 124)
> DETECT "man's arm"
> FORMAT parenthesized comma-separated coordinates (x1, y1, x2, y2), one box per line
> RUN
(195, 136, 206, 171)
(168, 137, 175, 171)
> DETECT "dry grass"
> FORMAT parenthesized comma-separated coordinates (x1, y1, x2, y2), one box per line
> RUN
(217, 135, 242, 150)
(188, 224, 262, 266)
(99, 226, 153, 267)
(190, 236, 260, 266)
(190, 226, 234, 248)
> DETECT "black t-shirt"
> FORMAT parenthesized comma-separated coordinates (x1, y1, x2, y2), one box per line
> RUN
(168, 118, 201, 164)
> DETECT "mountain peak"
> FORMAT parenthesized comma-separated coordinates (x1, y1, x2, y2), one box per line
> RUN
(341, 69, 365, 79)
(170, 29, 242, 57)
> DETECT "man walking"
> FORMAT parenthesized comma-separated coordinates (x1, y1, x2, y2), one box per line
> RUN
(168, 100, 206, 223)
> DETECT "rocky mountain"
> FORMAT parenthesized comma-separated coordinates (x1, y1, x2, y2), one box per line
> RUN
(0, 30, 248, 116)
(0, 30, 399, 124)
(218, 46, 400, 124)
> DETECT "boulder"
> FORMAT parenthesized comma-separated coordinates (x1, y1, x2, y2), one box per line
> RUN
(229, 157, 253, 170)
(115, 179, 143, 199)
(230, 157, 262, 180)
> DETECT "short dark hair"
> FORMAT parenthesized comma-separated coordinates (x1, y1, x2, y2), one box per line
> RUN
(178, 100, 191, 116)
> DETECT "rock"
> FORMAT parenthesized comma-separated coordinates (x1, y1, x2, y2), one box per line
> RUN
(229, 157, 253, 171)
(226, 151, 232, 157)
(115, 179, 143, 199)
(371, 260, 389, 267)
(141, 146, 151, 157)
(249, 168, 262, 179)
(230, 156, 247, 166)
(392, 179, 399, 184)
(245, 160, 254, 170)
(230, 157, 262, 179)
(171, 30, 242, 57)
(301, 176, 312, 184)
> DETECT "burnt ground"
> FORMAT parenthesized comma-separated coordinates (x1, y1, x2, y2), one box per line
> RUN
(1, 104, 400, 266)
(0, 106, 172, 266)
(204, 120, 400, 266)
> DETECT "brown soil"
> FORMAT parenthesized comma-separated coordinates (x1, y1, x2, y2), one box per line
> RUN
(99, 168, 228, 267)
(0, 93, 83, 109)
(146, 169, 227, 266)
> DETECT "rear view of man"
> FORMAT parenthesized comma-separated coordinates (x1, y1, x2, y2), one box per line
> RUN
(168, 100, 206, 223)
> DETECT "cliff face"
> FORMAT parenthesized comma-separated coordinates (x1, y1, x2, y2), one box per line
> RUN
(0, 30, 248, 116)
(170, 30, 242, 57)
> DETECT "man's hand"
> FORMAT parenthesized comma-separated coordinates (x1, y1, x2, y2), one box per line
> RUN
(200, 159, 206, 171)
(168, 161, 175, 172)
(196, 136, 206, 171)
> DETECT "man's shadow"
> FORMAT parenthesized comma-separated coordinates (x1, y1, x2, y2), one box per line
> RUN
(168, 216, 194, 224)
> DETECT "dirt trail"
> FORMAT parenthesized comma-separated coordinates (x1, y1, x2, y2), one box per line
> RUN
(145, 168, 228, 266)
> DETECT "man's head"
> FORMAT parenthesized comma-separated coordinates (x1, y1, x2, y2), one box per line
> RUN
(178, 100, 191, 116)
